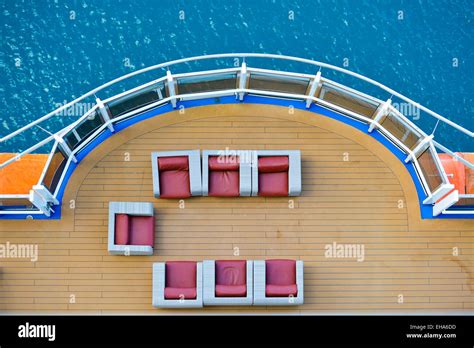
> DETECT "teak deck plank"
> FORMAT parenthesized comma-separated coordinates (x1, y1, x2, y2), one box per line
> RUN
(0, 104, 472, 314)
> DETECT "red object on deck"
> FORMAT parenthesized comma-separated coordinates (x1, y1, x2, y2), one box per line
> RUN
(258, 156, 290, 196)
(215, 260, 247, 297)
(164, 261, 197, 299)
(439, 153, 466, 194)
(158, 156, 191, 198)
(0, 153, 48, 194)
(462, 153, 474, 194)
(265, 259, 298, 297)
(114, 214, 154, 247)
(208, 156, 240, 197)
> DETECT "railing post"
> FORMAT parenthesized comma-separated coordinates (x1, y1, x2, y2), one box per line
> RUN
(368, 99, 392, 132)
(433, 190, 459, 216)
(96, 98, 114, 132)
(423, 183, 455, 204)
(405, 135, 433, 163)
(54, 134, 77, 163)
(238, 62, 247, 101)
(305, 71, 322, 108)
(167, 70, 177, 108)
(29, 184, 58, 217)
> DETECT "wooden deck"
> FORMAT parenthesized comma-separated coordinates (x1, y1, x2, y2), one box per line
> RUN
(0, 103, 472, 314)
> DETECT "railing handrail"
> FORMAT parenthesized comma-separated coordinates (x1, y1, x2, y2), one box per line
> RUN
(1, 53, 472, 143)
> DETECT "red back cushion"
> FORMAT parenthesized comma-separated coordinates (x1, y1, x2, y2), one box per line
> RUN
(258, 156, 289, 173)
(266, 259, 296, 286)
(209, 156, 240, 171)
(165, 261, 197, 288)
(129, 216, 154, 246)
(158, 156, 189, 171)
(115, 214, 129, 245)
(215, 260, 246, 286)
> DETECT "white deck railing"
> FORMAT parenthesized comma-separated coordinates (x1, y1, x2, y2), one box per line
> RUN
(0, 54, 472, 217)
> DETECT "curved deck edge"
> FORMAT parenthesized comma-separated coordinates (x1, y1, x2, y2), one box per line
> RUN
(1, 95, 472, 220)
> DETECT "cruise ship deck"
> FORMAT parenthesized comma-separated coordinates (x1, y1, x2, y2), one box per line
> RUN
(1, 103, 472, 314)
(0, 54, 473, 314)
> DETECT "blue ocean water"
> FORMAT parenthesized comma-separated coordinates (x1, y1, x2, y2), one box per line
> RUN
(0, 0, 472, 151)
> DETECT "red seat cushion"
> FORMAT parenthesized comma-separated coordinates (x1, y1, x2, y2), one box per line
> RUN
(258, 172, 288, 196)
(159, 170, 191, 198)
(209, 171, 240, 197)
(266, 259, 296, 285)
(266, 284, 298, 297)
(216, 284, 247, 297)
(258, 156, 289, 173)
(164, 287, 197, 300)
(114, 214, 129, 245)
(128, 215, 154, 246)
(158, 156, 189, 171)
(215, 260, 246, 286)
(165, 261, 197, 289)
(209, 156, 240, 171)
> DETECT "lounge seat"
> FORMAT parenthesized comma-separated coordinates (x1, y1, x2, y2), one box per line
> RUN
(108, 202, 155, 256)
(202, 150, 252, 196)
(151, 150, 202, 198)
(203, 260, 253, 306)
(253, 259, 304, 306)
(152, 261, 203, 308)
(251, 150, 301, 196)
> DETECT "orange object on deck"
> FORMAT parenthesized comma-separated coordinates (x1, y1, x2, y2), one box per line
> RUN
(462, 153, 474, 194)
(0, 153, 48, 194)
(438, 153, 466, 194)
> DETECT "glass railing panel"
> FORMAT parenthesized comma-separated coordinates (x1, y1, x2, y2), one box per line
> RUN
(41, 147, 67, 194)
(455, 196, 474, 206)
(379, 112, 422, 150)
(248, 73, 310, 95)
(0, 198, 35, 210)
(107, 82, 167, 118)
(417, 147, 444, 193)
(177, 73, 237, 94)
(63, 110, 104, 150)
(319, 83, 379, 118)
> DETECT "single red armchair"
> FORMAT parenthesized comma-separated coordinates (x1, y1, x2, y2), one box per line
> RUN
(151, 150, 202, 199)
(252, 150, 301, 196)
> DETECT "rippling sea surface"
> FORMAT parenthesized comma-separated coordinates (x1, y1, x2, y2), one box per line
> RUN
(1, 0, 472, 151)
